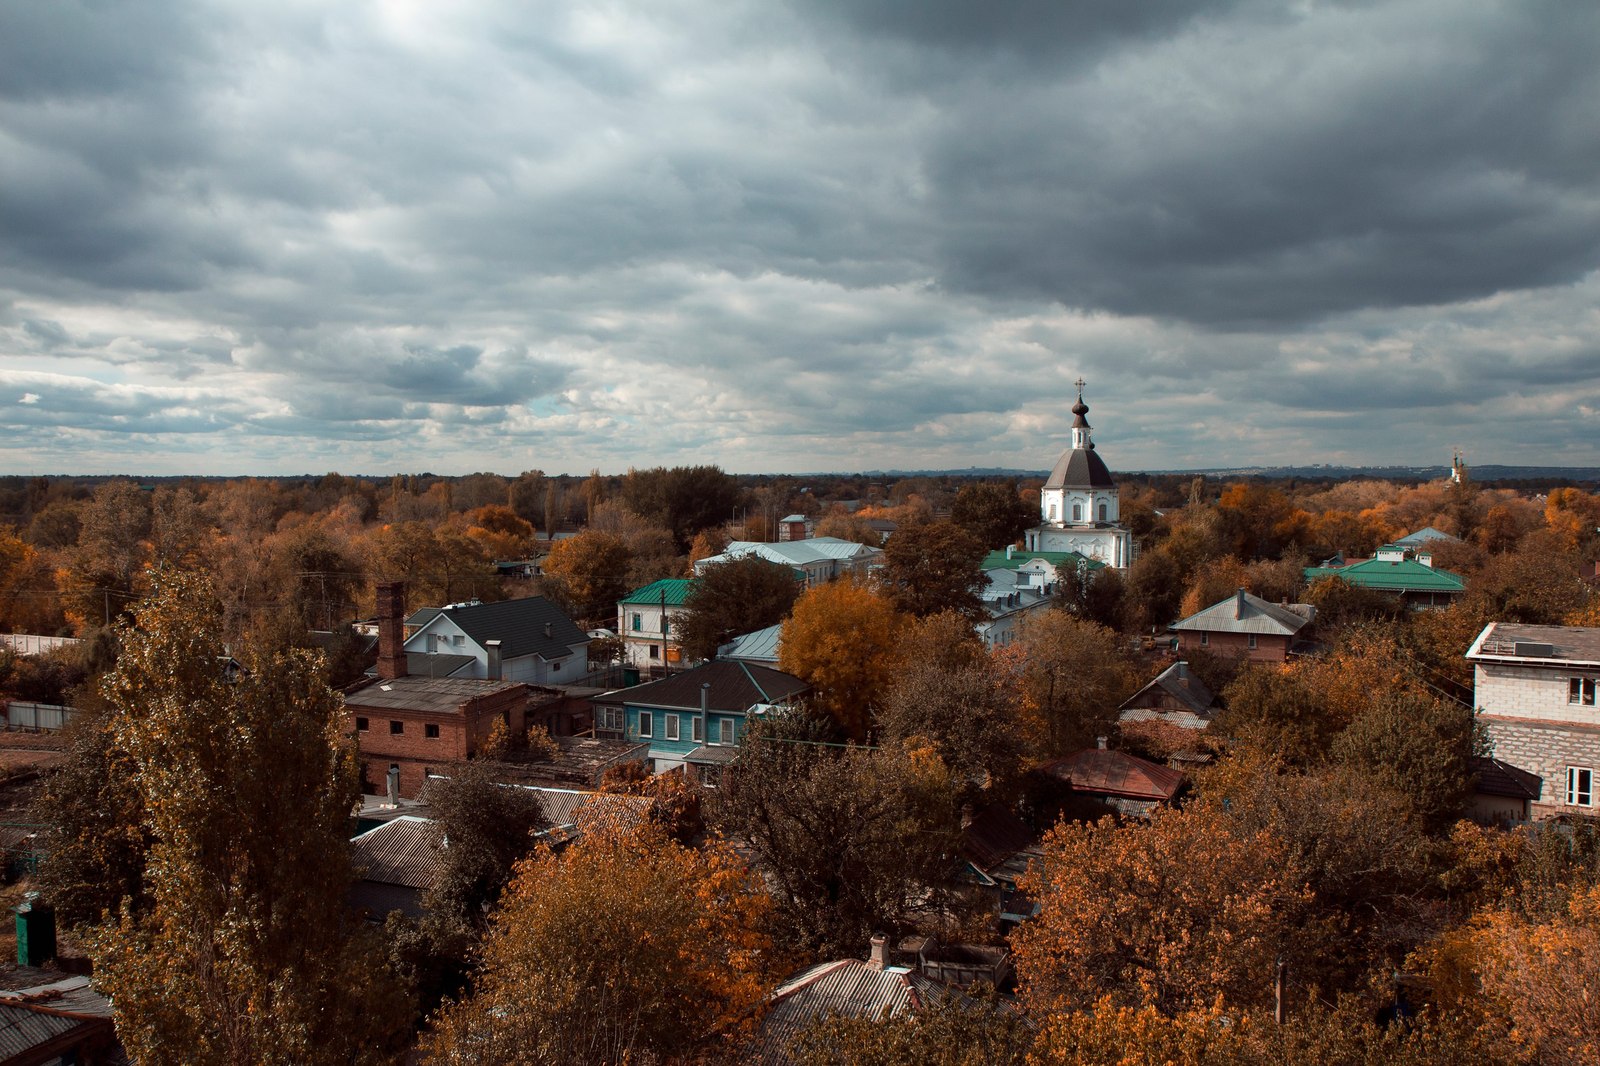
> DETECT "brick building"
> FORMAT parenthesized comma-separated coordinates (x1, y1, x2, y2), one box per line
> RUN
(345, 582, 529, 799)
(1469, 622, 1600, 819)
(1169, 588, 1314, 663)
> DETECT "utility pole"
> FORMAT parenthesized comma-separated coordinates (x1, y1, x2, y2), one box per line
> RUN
(1274, 956, 1287, 1025)
(660, 586, 670, 675)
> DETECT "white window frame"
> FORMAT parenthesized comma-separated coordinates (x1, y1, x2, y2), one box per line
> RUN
(1569, 766, 1594, 807)
(638, 711, 653, 739)
(719, 719, 734, 745)
(600, 707, 621, 731)
(1571, 678, 1598, 706)
(692, 716, 704, 743)
(665, 714, 680, 741)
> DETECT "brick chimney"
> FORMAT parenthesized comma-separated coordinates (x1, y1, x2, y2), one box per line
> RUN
(376, 581, 409, 681)
(868, 934, 889, 970)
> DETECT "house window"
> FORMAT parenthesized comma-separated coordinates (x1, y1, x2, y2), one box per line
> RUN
(648, 645, 660, 660)
(692, 716, 703, 743)
(719, 719, 734, 745)
(665, 714, 680, 741)
(1049, 504, 1057, 520)
(425, 723, 440, 739)
(390, 721, 404, 735)
(699, 765, 723, 788)
(453, 634, 465, 647)
(356, 717, 369, 732)
(1571, 678, 1598, 706)
(1247, 635, 1258, 650)
(638, 712, 653, 739)
(1199, 632, 1209, 647)
(552, 661, 561, 672)
(600, 707, 622, 731)
(632, 613, 642, 632)
(1569, 767, 1594, 807)
(662, 617, 670, 635)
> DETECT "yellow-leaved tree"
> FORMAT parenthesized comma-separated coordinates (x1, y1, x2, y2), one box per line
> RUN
(778, 578, 903, 741)
(424, 822, 776, 1065)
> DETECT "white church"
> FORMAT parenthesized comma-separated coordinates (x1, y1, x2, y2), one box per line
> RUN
(1023, 382, 1134, 569)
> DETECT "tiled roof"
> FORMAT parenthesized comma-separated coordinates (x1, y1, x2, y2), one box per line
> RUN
(619, 578, 697, 607)
(1304, 557, 1465, 593)
(594, 660, 808, 713)
(1470, 757, 1543, 801)
(718, 624, 783, 664)
(409, 596, 587, 661)
(752, 960, 955, 1066)
(1467, 623, 1600, 666)
(1040, 748, 1185, 802)
(1170, 589, 1312, 637)
(345, 674, 524, 713)
(1120, 662, 1216, 717)
(350, 815, 443, 890)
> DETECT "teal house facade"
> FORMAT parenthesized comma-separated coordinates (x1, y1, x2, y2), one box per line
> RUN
(591, 660, 809, 777)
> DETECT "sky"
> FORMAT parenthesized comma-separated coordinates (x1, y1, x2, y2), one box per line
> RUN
(2, 0, 1598, 477)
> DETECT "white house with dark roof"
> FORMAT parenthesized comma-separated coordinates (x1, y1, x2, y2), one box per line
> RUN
(1024, 383, 1134, 568)
(1469, 622, 1600, 819)
(403, 596, 588, 683)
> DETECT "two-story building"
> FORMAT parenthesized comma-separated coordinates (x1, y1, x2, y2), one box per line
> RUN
(1468, 622, 1600, 818)
(403, 596, 588, 683)
(591, 659, 808, 779)
(617, 578, 695, 670)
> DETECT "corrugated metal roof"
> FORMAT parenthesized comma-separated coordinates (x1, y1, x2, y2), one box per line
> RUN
(1040, 749, 1185, 801)
(960, 805, 1036, 875)
(1170, 589, 1312, 637)
(620, 578, 697, 606)
(1119, 662, 1216, 718)
(350, 815, 443, 890)
(752, 960, 951, 1065)
(979, 549, 1103, 572)
(1396, 526, 1462, 546)
(707, 539, 880, 568)
(0, 974, 115, 1062)
(718, 624, 782, 664)
(1304, 557, 1465, 593)
(525, 788, 652, 836)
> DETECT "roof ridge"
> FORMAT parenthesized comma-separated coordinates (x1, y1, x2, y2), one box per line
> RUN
(739, 660, 773, 702)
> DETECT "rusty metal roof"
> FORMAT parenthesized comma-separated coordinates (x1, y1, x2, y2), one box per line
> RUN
(752, 960, 952, 1065)
(350, 815, 443, 890)
(1039, 748, 1185, 802)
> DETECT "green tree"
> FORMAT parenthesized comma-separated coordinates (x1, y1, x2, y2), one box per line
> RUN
(879, 657, 1023, 800)
(424, 823, 775, 1066)
(1331, 689, 1481, 832)
(679, 555, 802, 661)
(949, 481, 1036, 549)
(621, 465, 745, 549)
(422, 761, 547, 931)
(879, 519, 986, 619)
(85, 574, 409, 1066)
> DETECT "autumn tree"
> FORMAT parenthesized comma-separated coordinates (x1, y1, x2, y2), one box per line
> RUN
(713, 713, 961, 957)
(620, 464, 745, 549)
(779, 578, 903, 741)
(424, 823, 775, 1065)
(679, 555, 802, 662)
(1006, 611, 1135, 755)
(815, 509, 882, 546)
(85, 574, 408, 1065)
(1122, 548, 1184, 632)
(949, 481, 1035, 549)
(1215, 665, 1337, 767)
(58, 478, 150, 631)
(422, 762, 547, 932)
(785, 987, 1031, 1066)
(878, 656, 1023, 800)
(892, 609, 988, 673)
(1331, 689, 1480, 831)
(0, 527, 63, 633)
(539, 529, 631, 624)
(879, 519, 986, 619)
(461, 503, 537, 561)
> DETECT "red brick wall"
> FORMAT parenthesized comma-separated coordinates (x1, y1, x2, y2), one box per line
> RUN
(348, 685, 528, 799)
(1176, 631, 1290, 663)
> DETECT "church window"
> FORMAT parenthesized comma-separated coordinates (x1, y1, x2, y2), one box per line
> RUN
(1072, 503, 1082, 522)
(1049, 504, 1057, 521)
(1098, 503, 1108, 522)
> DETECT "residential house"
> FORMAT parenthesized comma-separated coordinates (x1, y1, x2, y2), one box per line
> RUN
(1468, 622, 1600, 819)
(349, 815, 442, 919)
(1036, 743, 1186, 817)
(959, 804, 1042, 925)
(618, 578, 695, 670)
(590, 660, 809, 778)
(1468, 756, 1543, 826)
(345, 582, 531, 799)
(1170, 588, 1314, 663)
(401, 596, 588, 684)
(980, 547, 1102, 585)
(694, 537, 881, 588)
(717, 623, 783, 665)
(975, 566, 1055, 649)
(1304, 544, 1465, 609)
(1395, 526, 1463, 549)
(1118, 661, 1217, 731)
(0, 970, 119, 1065)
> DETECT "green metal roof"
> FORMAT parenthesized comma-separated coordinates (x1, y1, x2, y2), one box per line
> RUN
(980, 550, 1105, 572)
(619, 578, 697, 606)
(1303, 558, 1465, 593)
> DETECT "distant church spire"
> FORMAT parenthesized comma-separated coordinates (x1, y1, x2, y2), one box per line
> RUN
(1071, 378, 1092, 450)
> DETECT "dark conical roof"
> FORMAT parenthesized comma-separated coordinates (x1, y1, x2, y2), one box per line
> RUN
(1045, 446, 1115, 489)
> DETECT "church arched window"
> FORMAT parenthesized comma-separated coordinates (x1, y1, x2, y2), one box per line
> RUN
(1072, 503, 1082, 522)
(1049, 503, 1057, 521)
(1098, 503, 1107, 522)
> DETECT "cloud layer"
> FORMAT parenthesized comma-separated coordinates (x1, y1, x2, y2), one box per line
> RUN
(2, 0, 1597, 475)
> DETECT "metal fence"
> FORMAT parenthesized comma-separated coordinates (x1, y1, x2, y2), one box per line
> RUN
(2, 702, 80, 732)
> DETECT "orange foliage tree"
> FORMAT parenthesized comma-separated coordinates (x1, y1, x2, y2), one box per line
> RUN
(779, 579, 903, 741)
(424, 823, 776, 1066)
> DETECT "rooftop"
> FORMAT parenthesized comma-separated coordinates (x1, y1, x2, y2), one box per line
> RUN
(753, 959, 957, 1066)
(619, 578, 697, 607)
(1467, 623, 1600, 667)
(594, 660, 809, 713)
(979, 549, 1103, 572)
(717, 623, 783, 664)
(350, 815, 442, 891)
(344, 674, 525, 714)
(408, 595, 587, 661)
(1120, 661, 1216, 717)
(1039, 748, 1186, 802)
(1170, 589, 1313, 637)
(1304, 556, 1465, 593)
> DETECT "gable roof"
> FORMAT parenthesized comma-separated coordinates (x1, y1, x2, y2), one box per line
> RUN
(960, 804, 1037, 876)
(980, 549, 1103, 573)
(1470, 756, 1543, 801)
(1120, 661, 1216, 717)
(594, 660, 808, 713)
(718, 623, 783, 664)
(1304, 557, 1465, 594)
(1396, 525, 1462, 547)
(701, 538, 880, 571)
(1170, 589, 1313, 637)
(350, 816, 443, 890)
(619, 578, 697, 607)
(409, 596, 587, 661)
(753, 960, 956, 1065)
(1040, 748, 1185, 801)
